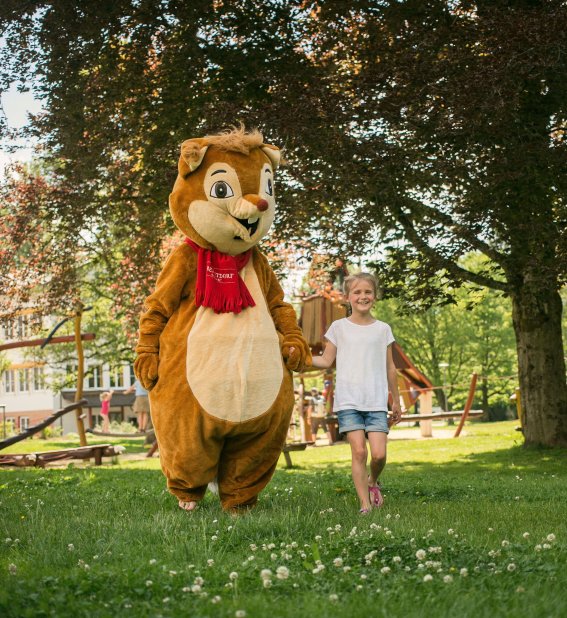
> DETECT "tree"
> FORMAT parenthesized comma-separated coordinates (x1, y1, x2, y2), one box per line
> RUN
(1, 1, 565, 445)
(378, 255, 517, 419)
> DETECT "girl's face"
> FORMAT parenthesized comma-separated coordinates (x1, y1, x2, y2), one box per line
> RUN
(347, 279, 376, 314)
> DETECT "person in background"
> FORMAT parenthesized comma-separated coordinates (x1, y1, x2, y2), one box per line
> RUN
(99, 390, 114, 433)
(124, 379, 150, 432)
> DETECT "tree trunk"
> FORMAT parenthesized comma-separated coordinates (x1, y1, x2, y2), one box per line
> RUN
(511, 286, 567, 446)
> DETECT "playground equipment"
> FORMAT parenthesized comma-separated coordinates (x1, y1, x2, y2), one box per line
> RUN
(0, 399, 124, 468)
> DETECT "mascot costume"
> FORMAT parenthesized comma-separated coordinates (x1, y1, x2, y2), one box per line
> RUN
(134, 127, 311, 512)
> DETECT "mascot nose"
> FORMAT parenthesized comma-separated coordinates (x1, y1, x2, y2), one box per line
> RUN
(244, 194, 269, 212)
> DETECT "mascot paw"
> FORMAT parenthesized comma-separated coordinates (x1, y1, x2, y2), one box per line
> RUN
(178, 500, 198, 512)
(134, 352, 159, 391)
(282, 338, 310, 372)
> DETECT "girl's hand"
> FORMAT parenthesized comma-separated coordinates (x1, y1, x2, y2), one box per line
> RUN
(390, 402, 403, 425)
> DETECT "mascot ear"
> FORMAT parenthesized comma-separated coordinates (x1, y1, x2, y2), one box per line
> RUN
(179, 139, 209, 177)
(261, 144, 281, 170)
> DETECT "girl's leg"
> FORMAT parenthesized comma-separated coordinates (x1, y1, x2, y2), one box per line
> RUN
(346, 430, 371, 510)
(367, 431, 387, 485)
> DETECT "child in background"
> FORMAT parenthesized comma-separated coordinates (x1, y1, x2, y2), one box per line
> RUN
(99, 390, 114, 433)
(310, 272, 402, 513)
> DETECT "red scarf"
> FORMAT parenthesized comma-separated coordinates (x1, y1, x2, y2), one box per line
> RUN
(185, 238, 255, 314)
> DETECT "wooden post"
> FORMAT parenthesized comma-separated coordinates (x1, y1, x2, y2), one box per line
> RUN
(74, 304, 88, 447)
(420, 390, 433, 437)
(454, 373, 478, 438)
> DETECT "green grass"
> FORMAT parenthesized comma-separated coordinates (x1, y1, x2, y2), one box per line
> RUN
(1, 421, 566, 618)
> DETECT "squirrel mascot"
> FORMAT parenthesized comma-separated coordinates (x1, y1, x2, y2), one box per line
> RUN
(134, 127, 311, 512)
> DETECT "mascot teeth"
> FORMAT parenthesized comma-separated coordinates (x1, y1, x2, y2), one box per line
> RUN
(247, 216, 259, 224)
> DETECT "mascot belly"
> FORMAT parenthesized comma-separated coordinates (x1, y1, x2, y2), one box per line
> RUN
(187, 259, 283, 422)
(134, 127, 310, 512)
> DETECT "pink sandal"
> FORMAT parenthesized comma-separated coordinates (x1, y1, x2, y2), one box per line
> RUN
(368, 484, 384, 508)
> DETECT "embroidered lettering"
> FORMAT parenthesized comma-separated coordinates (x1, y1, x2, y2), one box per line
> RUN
(206, 265, 236, 283)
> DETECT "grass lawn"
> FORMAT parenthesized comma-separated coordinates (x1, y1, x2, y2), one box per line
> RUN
(1, 420, 566, 618)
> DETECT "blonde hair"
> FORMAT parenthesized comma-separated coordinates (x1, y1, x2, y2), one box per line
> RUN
(343, 272, 378, 297)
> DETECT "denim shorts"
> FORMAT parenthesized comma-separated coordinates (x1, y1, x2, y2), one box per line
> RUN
(336, 409, 389, 435)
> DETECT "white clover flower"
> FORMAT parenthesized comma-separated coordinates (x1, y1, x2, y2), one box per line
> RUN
(250, 544, 258, 551)
(335, 524, 342, 531)
(386, 514, 392, 519)
(212, 595, 221, 604)
(8, 563, 17, 575)
(543, 543, 551, 550)
(276, 566, 290, 580)
(169, 570, 177, 576)
(191, 584, 202, 593)
(207, 559, 215, 566)
(356, 585, 363, 591)
(404, 566, 411, 572)
(315, 535, 322, 541)
(333, 557, 343, 567)
(516, 586, 525, 593)
(380, 567, 390, 575)
(460, 568, 468, 577)
(429, 546, 442, 554)
(417, 564, 425, 570)
(443, 575, 453, 583)
(501, 540, 509, 547)
(416, 549, 426, 560)
(547, 534, 556, 542)
(523, 532, 530, 539)
(360, 574, 367, 580)
(395, 513, 400, 519)
(235, 611, 246, 618)
(448, 529, 454, 535)
(343, 566, 351, 573)
(146, 580, 153, 587)
(329, 594, 339, 602)
(488, 527, 494, 531)
(163, 597, 170, 603)
(393, 556, 402, 564)
(535, 544, 542, 551)
(263, 579, 272, 588)
(423, 574, 433, 582)
(349, 527, 358, 537)
(182, 587, 191, 593)
(229, 571, 238, 581)
(4, 538, 12, 544)
(195, 577, 204, 586)
(225, 582, 233, 589)
(267, 543, 276, 550)
(68, 544, 75, 552)
(211, 535, 218, 541)
(270, 553, 278, 561)
(507, 563, 516, 572)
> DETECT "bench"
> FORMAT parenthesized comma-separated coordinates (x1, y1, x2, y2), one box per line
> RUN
(0, 443, 123, 468)
(281, 441, 314, 468)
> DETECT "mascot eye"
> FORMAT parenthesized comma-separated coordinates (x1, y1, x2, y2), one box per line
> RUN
(210, 181, 234, 199)
(265, 177, 273, 196)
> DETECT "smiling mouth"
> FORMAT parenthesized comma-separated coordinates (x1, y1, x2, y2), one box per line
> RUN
(233, 216, 259, 240)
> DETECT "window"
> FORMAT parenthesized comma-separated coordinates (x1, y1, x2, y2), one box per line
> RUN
(87, 365, 103, 389)
(109, 367, 125, 388)
(18, 369, 32, 392)
(33, 367, 46, 391)
(3, 370, 16, 393)
(1, 319, 16, 340)
(129, 365, 136, 386)
(20, 417, 29, 431)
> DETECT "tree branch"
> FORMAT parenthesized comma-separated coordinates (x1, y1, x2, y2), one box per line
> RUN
(393, 204, 510, 293)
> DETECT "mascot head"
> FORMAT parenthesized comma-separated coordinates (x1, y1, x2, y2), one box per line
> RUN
(170, 126, 281, 256)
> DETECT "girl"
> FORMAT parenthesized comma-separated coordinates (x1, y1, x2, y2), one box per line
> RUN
(99, 390, 114, 433)
(310, 273, 402, 513)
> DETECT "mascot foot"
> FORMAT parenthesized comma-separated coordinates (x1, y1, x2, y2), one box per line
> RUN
(178, 500, 198, 512)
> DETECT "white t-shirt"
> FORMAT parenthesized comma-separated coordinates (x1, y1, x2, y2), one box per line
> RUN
(324, 318, 395, 412)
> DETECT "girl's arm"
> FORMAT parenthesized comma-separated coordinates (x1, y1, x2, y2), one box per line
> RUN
(387, 344, 402, 424)
(311, 341, 337, 369)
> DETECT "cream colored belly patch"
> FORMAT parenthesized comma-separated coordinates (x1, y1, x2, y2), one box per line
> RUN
(186, 258, 283, 422)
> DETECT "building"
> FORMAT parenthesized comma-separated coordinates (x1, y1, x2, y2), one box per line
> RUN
(0, 312, 138, 437)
